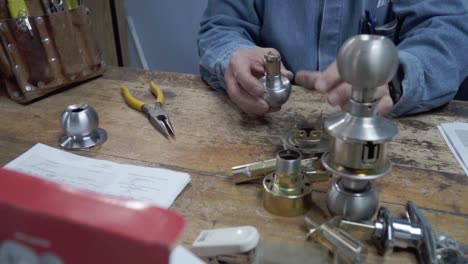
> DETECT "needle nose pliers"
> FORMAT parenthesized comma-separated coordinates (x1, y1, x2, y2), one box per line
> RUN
(121, 81, 175, 138)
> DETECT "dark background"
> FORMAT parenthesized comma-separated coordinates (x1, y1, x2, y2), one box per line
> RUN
(455, 78, 468, 100)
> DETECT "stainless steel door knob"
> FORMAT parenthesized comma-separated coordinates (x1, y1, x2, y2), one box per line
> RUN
(59, 104, 107, 150)
(323, 34, 400, 220)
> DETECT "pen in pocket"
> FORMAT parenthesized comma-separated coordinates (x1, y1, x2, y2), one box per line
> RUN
(7, 0, 29, 18)
(66, 0, 79, 10)
(364, 10, 376, 34)
(41, 0, 53, 13)
(7, 0, 34, 37)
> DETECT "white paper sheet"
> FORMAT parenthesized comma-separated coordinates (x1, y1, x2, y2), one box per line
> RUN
(4, 143, 191, 208)
(438, 122, 468, 176)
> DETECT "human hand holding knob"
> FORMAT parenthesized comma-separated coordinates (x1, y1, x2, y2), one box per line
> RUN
(296, 35, 399, 114)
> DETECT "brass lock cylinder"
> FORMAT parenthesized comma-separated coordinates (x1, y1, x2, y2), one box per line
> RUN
(263, 150, 312, 217)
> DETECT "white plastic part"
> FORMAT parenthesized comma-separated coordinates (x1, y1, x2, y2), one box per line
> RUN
(191, 226, 260, 257)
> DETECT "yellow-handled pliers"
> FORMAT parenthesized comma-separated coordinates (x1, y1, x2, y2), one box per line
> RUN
(121, 81, 175, 138)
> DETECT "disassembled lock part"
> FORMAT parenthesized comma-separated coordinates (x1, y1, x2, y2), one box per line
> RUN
(232, 158, 276, 184)
(192, 225, 333, 264)
(435, 235, 467, 264)
(281, 114, 329, 156)
(259, 51, 291, 107)
(191, 226, 260, 264)
(339, 201, 467, 264)
(305, 216, 368, 264)
(263, 150, 313, 217)
(59, 104, 107, 150)
(233, 114, 330, 184)
(326, 178, 379, 221)
(322, 35, 399, 220)
(232, 156, 329, 184)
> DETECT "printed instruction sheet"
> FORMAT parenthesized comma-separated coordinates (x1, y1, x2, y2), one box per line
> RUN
(5, 143, 191, 208)
(438, 122, 468, 176)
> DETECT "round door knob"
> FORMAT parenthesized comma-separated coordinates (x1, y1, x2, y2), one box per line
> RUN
(337, 35, 399, 89)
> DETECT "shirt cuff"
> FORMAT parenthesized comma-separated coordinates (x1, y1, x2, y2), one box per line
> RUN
(389, 50, 425, 117)
(201, 43, 256, 92)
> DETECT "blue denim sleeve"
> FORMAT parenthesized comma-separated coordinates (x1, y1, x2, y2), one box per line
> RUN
(390, 0, 468, 117)
(197, 0, 261, 91)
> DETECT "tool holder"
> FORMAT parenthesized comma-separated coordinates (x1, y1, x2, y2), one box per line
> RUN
(0, 1, 104, 103)
(322, 35, 399, 220)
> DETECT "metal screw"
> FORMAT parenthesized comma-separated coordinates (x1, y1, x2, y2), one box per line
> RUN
(25, 85, 32, 92)
(7, 44, 15, 52)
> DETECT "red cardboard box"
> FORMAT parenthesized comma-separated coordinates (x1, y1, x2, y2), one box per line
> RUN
(0, 168, 185, 264)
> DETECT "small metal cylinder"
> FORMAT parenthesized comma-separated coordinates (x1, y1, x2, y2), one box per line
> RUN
(352, 88, 375, 103)
(373, 208, 424, 251)
(391, 219, 424, 249)
(263, 150, 313, 217)
(274, 150, 302, 194)
(341, 178, 369, 192)
(264, 51, 281, 77)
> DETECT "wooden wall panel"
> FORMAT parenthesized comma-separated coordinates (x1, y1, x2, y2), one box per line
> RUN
(82, 0, 128, 67)
(114, 0, 129, 66)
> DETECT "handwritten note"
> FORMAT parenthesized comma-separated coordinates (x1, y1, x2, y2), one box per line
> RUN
(4, 144, 191, 208)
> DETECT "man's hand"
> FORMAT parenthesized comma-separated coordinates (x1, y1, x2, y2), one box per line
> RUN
(295, 61, 394, 115)
(225, 47, 293, 115)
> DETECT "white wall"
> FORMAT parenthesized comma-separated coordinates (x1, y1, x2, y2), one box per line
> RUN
(124, 0, 208, 74)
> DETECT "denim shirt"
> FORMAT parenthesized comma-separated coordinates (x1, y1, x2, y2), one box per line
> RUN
(197, 0, 468, 117)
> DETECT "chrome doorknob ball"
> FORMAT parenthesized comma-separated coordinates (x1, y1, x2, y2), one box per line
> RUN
(61, 104, 99, 137)
(337, 35, 399, 89)
(59, 104, 107, 150)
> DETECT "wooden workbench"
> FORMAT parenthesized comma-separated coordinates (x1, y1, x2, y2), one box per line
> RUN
(0, 67, 466, 263)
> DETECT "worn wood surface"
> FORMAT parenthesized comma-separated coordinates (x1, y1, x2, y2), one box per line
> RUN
(0, 67, 466, 263)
